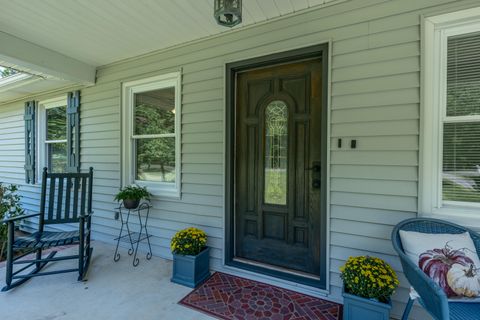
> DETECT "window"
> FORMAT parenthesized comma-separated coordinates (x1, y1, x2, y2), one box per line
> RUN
(421, 8, 480, 222)
(264, 101, 288, 205)
(38, 97, 68, 174)
(122, 72, 181, 198)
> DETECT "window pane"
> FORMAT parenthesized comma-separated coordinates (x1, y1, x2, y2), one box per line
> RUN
(134, 88, 175, 135)
(443, 122, 480, 203)
(264, 101, 288, 205)
(47, 142, 67, 173)
(135, 137, 175, 183)
(447, 32, 480, 117)
(46, 106, 67, 140)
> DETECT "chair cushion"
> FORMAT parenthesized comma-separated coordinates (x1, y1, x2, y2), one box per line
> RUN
(13, 230, 80, 249)
(399, 230, 480, 299)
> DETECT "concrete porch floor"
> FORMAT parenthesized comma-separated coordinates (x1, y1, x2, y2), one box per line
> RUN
(0, 241, 213, 320)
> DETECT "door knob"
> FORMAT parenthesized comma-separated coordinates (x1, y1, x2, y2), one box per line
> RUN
(306, 164, 321, 172)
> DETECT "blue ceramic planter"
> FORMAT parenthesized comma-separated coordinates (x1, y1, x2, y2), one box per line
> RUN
(342, 289, 391, 320)
(171, 247, 210, 288)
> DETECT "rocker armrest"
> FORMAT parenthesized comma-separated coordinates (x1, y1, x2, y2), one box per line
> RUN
(1, 212, 41, 224)
(79, 211, 94, 218)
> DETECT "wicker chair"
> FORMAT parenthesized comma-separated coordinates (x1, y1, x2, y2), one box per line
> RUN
(392, 218, 480, 320)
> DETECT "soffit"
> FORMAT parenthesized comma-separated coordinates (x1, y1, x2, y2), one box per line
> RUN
(0, 0, 337, 66)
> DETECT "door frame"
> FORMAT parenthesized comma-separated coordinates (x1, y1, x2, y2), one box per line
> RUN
(225, 43, 329, 289)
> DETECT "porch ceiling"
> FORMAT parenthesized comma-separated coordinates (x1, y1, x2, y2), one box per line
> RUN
(0, 0, 339, 104)
(0, 0, 334, 67)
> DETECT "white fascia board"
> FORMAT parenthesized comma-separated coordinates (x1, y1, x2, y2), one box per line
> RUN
(0, 31, 95, 85)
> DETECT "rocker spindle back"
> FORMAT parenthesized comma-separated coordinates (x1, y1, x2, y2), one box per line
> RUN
(39, 167, 93, 229)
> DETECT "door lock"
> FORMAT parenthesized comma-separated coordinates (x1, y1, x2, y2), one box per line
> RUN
(308, 161, 321, 189)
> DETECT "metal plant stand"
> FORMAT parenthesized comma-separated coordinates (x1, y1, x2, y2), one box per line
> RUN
(113, 202, 152, 267)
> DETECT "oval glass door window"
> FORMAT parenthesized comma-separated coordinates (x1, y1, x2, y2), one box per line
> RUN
(264, 101, 288, 205)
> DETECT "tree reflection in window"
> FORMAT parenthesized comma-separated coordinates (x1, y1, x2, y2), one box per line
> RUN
(46, 105, 67, 173)
(134, 87, 176, 182)
(264, 101, 288, 205)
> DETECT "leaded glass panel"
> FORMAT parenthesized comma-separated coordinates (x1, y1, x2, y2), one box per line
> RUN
(264, 101, 288, 205)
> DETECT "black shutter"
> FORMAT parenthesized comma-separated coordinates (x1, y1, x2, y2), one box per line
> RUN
(67, 91, 80, 173)
(24, 101, 36, 184)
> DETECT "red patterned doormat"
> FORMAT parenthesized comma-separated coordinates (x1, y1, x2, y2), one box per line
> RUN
(179, 272, 342, 320)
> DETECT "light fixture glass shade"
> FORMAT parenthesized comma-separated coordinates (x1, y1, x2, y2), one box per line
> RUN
(214, 0, 242, 28)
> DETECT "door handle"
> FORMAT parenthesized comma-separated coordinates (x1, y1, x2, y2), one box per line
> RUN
(305, 164, 321, 172)
(307, 161, 321, 189)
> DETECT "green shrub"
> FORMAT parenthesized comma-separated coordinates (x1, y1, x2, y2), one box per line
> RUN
(0, 183, 24, 260)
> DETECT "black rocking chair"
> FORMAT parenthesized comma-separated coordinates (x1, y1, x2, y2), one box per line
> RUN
(2, 167, 94, 291)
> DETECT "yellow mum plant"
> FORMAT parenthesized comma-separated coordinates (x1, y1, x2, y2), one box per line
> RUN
(340, 256, 399, 303)
(170, 227, 207, 256)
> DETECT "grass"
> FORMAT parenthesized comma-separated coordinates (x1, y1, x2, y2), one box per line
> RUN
(137, 165, 175, 182)
(443, 180, 480, 203)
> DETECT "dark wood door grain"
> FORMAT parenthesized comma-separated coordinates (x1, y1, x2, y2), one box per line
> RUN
(235, 59, 323, 276)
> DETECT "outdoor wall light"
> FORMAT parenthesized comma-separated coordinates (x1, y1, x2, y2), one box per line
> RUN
(214, 0, 242, 27)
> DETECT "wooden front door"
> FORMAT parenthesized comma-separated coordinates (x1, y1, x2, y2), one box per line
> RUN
(235, 58, 324, 277)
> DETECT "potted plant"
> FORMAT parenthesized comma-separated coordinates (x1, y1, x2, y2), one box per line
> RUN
(114, 184, 152, 209)
(340, 256, 399, 320)
(170, 227, 210, 288)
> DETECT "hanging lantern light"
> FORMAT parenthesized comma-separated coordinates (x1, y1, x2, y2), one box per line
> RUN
(214, 0, 242, 28)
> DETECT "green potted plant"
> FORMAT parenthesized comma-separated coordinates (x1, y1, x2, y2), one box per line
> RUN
(340, 256, 399, 320)
(0, 183, 24, 260)
(114, 184, 152, 209)
(170, 227, 210, 288)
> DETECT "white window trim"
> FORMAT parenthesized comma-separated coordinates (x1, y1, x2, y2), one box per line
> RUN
(121, 72, 182, 199)
(420, 7, 480, 226)
(37, 96, 68, 180)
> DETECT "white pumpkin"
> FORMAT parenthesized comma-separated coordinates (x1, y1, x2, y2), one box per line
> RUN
(447, 263, 480, 297)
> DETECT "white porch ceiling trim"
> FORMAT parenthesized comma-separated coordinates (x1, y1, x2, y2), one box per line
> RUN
(0, 73, 42, 93)
(0, 31, 95, 85)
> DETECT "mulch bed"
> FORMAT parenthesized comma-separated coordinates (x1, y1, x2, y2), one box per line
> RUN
(179, 272, 342, 320)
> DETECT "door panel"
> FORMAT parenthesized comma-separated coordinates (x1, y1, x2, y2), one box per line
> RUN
(235, 59, 323, 276)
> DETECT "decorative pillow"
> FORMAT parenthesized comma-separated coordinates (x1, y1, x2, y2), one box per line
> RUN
(399, 230, 480, 299)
